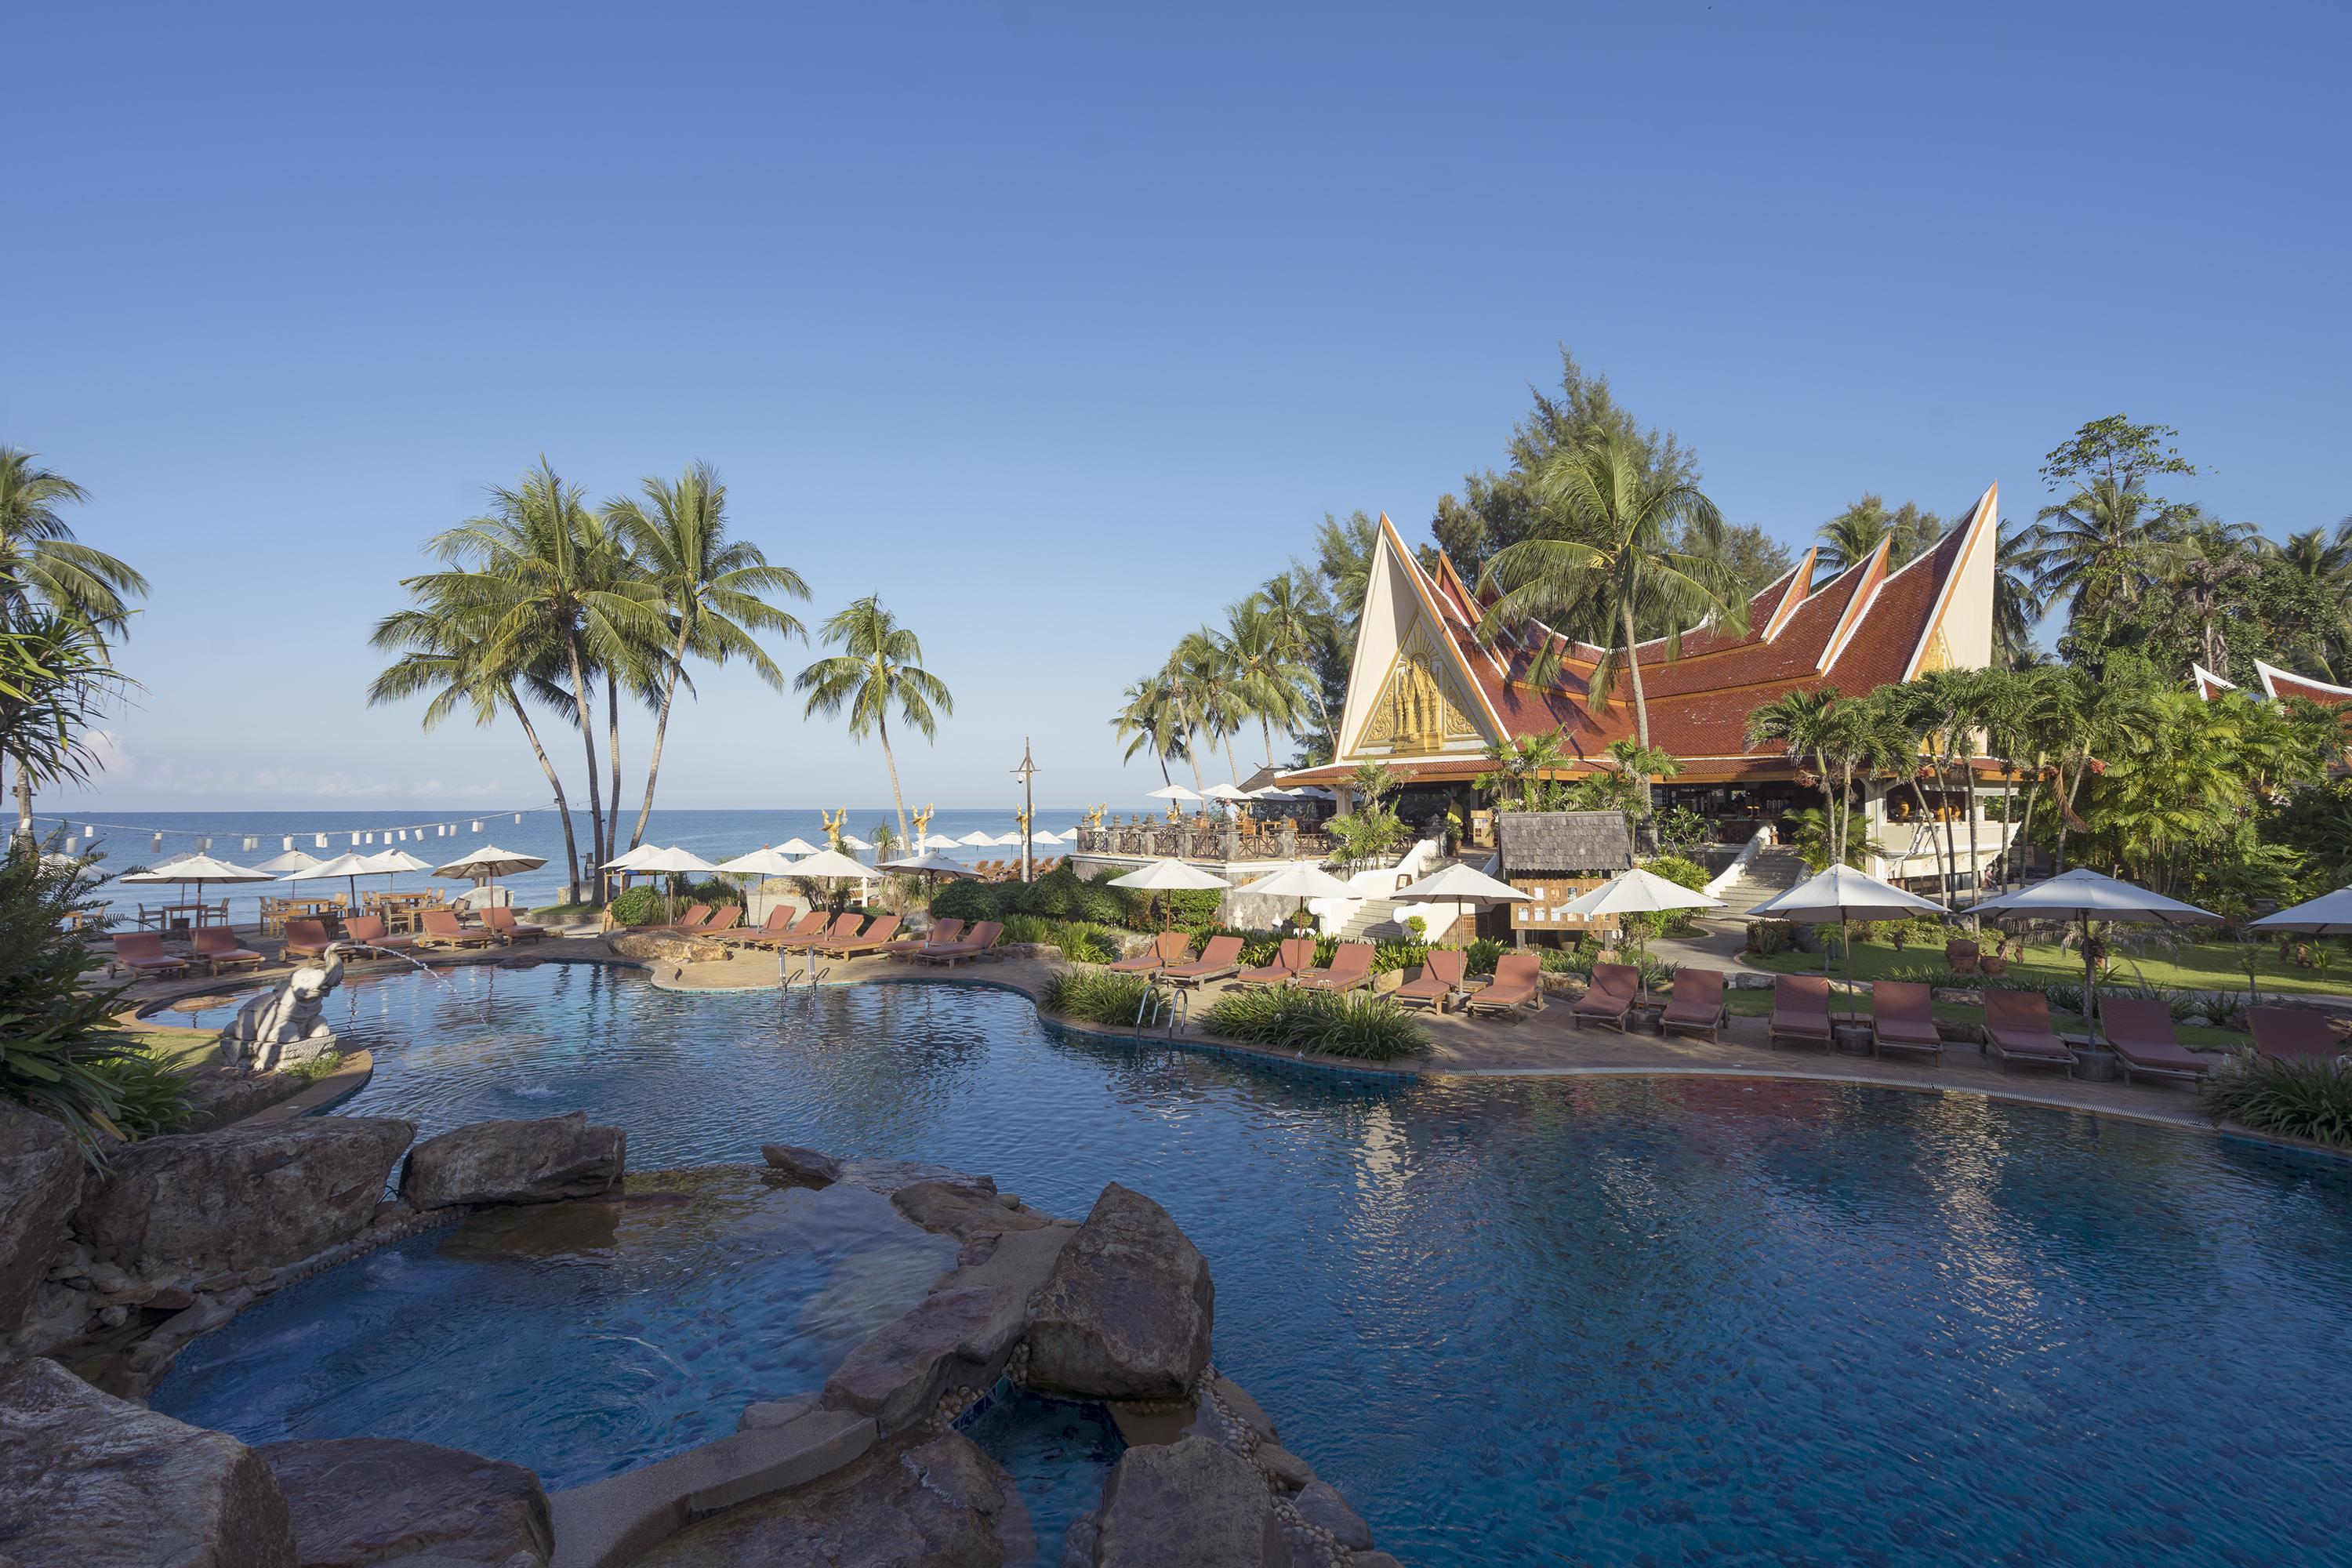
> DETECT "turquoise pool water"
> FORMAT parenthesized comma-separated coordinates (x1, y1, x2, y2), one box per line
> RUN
(157, 962, 2352, 1565)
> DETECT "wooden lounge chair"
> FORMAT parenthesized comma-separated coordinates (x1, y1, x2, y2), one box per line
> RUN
(1869, 981, 1944, 1062)
(1393, 949, 1471, 1011)
(191, 925, 265, 975)
(697, 906, 742, 936)
(481, 906, 546, 944)
(111, 931, 190, 978)
(2245, 1005, 2345, 1065)
(1981, 990, 2076, 1074)
(655, 903, 713, 934)
(1235, 937, 1316, 988)
(281, 918, 335, 964)
(1465, 952, 1544, 1018)
(1660, 968, 1728, 1044)
(1162, 935, 1245, 988)
(1573, 963, 1639, 1033)
(417, 909, 497, 949)
(341, 913, 418, 956)
(884, 917, 960, 958)
(2098, 996, 2210, 1087)
(1109, 930, 1192, 975)
(917, 920, 1002, 966)
(783, 913, 866, 953)
(1945, 939, 1980, 975)
(1294, 941, 1374, 993)
(1769, 975, 1835, 1051)
(736, 909, 826, 949)
(816, 914, 901, 958)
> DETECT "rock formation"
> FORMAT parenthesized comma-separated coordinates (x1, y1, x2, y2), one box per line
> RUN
(399, 1111, 626, 1209)
(0, 1104, 82, 1345)
(1025, 1181, 1215, 1401)
(260, 1436, 554, 1567)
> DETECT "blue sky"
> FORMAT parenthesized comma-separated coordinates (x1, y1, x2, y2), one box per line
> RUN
(8, 2, 2345, 813)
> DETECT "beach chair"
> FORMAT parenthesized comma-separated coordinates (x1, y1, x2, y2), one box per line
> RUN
(1465, 952, 1544, 1018)
(815, 914, 901, 958)
(783, 913, 866, 953)
(1109, 930, 1192, 975)
(698, 906, 742, 936)
(1393, 949, 1471, 1011)
(1162, 935, 1245, 989)
(1235, 936, 1316, 988)
(735, 909, 824, 949)
(191, 925, 265, 975)
(2245, 1005, 2344, 1065)
(1945, 939, 1980, 975)
(1769, 975, 1835, 1051)
(281, 918, 336, 964)
(111, 931, 190, 979)
(481, 906, 546, 944)
(1294, 941, 1375, 993)
(342, 913, 418, 956)
(2098, 996, 2211, 1087)
(1981, 990, 2076, 1074)
(648, 902, 710, 934)
(1869, 981, 1944, 1062)
(883, 917, 960, 959)
(1572, 963, 1639, 1033)
(1660, 968, 1728, 1044)
(417, 909, 498, 950)
(918, 920, 1002, 966)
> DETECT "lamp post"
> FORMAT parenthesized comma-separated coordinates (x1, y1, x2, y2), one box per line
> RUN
(1012, 739, 1040, 884)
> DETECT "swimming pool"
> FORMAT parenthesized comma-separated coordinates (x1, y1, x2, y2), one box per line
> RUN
(156, 962, 2352, 1565)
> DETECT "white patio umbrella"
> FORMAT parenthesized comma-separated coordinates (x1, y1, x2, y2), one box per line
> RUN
(1029, 829, 1065, 845)
(1557, 867, 1726, 965)
(785, 848, 876, 881)
(1109, 857, 1230, 929)
(1971, 868, 2220, 1044)
(777, 837, 823, 856)
(1146, 784, 1203, 804)
(991, 831, 1026, 846)
(251, 848, 321, 878)
(714, 846, 808, 921)
(883, 850, 976, 878)
(603, 844, 666, 871)
(837, 835, 873, 852)
(626, 846, 725, 922)
(1201, 782, 1252, 806)
(120, 853, 275, 932)
(1394, 861, 1530, 943)
(919, 833, 961, 851)
(433, 844, 547, 907)
(2251, 886, 2352, 936)
(1233, 862, 1354, 930)
(955, 829, 998, 848)
(279, 851, 379, 916)
(1249, 786, 1299, 800)
(1748, 864, 1947, 1004)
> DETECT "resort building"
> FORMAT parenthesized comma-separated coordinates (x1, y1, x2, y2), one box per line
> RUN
(2194, 659, 2352, 713)
(1275, 485, 2017, 895)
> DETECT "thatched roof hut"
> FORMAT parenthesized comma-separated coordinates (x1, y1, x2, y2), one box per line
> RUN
(1495, 811, 1633, 877)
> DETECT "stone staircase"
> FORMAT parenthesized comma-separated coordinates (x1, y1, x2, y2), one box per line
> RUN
(1337, 896, 1410, 943)
(1710, 847, 1809, 918)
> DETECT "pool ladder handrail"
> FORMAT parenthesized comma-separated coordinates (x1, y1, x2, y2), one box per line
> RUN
(1134, 979, 1189, 1036)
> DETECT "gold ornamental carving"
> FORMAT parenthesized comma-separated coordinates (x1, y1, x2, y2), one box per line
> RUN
(1362, 619, 1475, 755)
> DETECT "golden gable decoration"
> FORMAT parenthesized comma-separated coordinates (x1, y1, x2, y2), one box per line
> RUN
(1361, 617, 1478, 755)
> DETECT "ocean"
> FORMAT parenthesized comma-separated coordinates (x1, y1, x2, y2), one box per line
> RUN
(39, 808, 1094, 922)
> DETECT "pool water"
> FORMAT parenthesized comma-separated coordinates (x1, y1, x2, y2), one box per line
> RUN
(157, 963, 2352, 1565)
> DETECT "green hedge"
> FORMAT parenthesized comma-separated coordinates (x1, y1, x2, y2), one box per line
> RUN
(608, 886, 666, 927)
(1198, 988, 1431, 1061)
(2205, 1053, 2352, 1148)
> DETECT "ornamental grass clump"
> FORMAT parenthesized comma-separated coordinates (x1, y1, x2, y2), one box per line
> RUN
(1039, 967, 1154, 1027)
(1200, 987, 1431, 1062)
(2206, 1055, 2352, 1149)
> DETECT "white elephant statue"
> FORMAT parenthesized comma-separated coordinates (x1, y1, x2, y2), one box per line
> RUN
(220, 950, 345, 1073)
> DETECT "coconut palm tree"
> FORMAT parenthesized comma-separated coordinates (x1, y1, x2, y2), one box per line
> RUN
(1746, 688, 1842, 854)
(1219, 597, 1314, 769)
(607, 463, 809, 851)
(797, 597, 952, 857)
(0, 449, 148, 833)
(1475, 729, 1568, 812)
(1991, 518, 2044, 670)
(1113, 670, 1192, 787)
(1253, 572, 1338, 750)
(1475, 430, 1744, 812)
(1170, 629, 1246, 786)
(2020, 475, 2180, 629)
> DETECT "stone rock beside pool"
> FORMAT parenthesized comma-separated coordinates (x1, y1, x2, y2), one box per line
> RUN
(758, 1142, 842, 1186)
(819, 1286, 1000, 1434)
(1289, 1479, 1373, 1551)
(72, 1117, 416, 1277)
(1084, 1435, 1287, 1568)
(1025, 1182, 1214, 1402)
(0, 1104, 82, 1345)
(399, 1111, 626, 1209)
(891, 1176, 1055, 1241)
(260, 1436, 553, 1567)
(0, 1355, 299, 1567)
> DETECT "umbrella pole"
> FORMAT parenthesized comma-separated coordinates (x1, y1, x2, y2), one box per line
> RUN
(2084, 917, 2099, 1051)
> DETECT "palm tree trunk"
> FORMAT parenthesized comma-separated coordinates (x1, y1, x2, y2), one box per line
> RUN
(878, 710, 910, 863)
(564, 638, 606, 896)
(1904, 773, 1947, 894)
(1223, 733, 1241, 787)
(604, 676, 622, 868)
(1261, 714, 1275, 770)
(1620, 603, 1653, 817)
(13, 764, 31, 842)
(630, 629, 691, 852)
(1936, 743, 1960, 910)
(1963, 749, 1983, 919)
(507, 691, 582, 900)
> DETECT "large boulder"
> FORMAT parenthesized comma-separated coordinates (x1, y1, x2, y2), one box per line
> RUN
(1087, 1436, 1286, 1568)
(820, 1287, 998, 1435)
(757, 1143, 840, 1186)
(399, 1112, 625, 1209)
(891, 1178, 1054, 1242)
(1025, 1183, 1214, 1401)
(260, 1437, 553, 1566)
(0, 1105, 82, 1345)
(0, 1355, 298, 1567)
(72, 1118, 415, 1278)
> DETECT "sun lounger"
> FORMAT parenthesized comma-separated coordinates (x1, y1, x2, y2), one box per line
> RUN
(1769, 975, 1834, 1050)
(341, 913, 418, 956)
(2096, 995, 2212, 1086)
(1660, 968, 1728, 1044)
(917, 920, 1002, 966)
(1393, 949, 1471, 1011)
(1982, 989, 2075, 1073)
(1465, 952, 1544, 1018)
(417, 909, 497, 949)
(2245, 1005, 2345, 1065)
(815, 914, 902, 958)
(658, 903, 713, 934)
(1236, 936, 1317, 988)
(281, 918, 335, 964)
(1109, 930, 1192, 975)
(191, 925, 265, 975)
(111, 931, 190, 978)
(884, 917, 960, 958)
(1294, 940, 1375, 993)
(735, 908, 825, 949)
(779, 913, 863, 953)
(1868, 981, 1943, 1061)
(1162, 935, 1245, 988)
(1573, 963, 1639, 1032)
(481, 906, 546, 944)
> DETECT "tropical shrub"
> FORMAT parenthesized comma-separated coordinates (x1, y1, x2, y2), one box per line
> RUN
(1000, 915, 1120, 964)
(1654, 806, 1714, 861)
(608, 886, 666, 927)
(1038, 967, 1153, 1027)
(1199, 987, 1431, 1061)
(1631, 855, 1712, 938)
(1537, 945, 1591, 975)
(929, 880, 999, 924)
(88, 1047, 199, 1137)
(1462, 938, 1504, 978)
(679, 877, 742, 907)
(1745, 919, 1797, 956)
(2205, 1054, 2352, 1149)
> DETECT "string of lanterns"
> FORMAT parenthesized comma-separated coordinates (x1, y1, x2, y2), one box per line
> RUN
(28, 807, 554, 860)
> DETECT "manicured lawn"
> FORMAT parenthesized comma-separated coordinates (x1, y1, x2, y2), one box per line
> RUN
(1744, 935, 2349, 1000)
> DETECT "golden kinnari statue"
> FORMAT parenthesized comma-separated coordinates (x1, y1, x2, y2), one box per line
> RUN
(1082, 804, 1108, 831)
(1015, 805, 1033, 835)
(821, 808, 848, 851)
(912, 804, 935, 848)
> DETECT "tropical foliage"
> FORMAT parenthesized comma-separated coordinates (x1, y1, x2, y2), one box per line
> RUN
(797, 596, 953, 863)
(2204, 1052, 2352, 1149)
(1038, 967, 1154, 1026)
(1198, 986, 1431, 1061)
